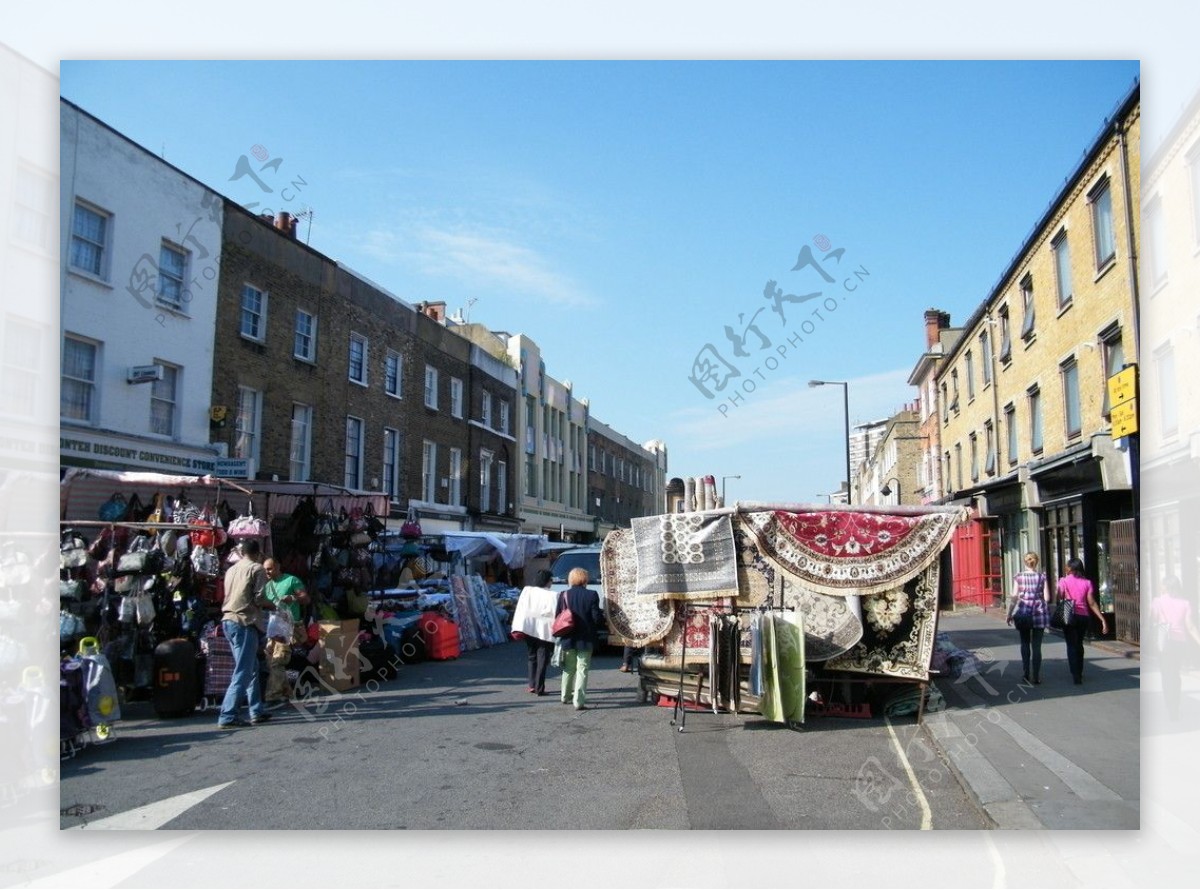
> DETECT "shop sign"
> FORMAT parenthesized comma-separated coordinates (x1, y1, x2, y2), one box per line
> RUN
(60, 430, 218, 473)
(214, 457, 253, 478)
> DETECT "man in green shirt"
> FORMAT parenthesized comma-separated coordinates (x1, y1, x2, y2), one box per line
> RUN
(263, 558, 309, 703)
(263, 558, 307, 626)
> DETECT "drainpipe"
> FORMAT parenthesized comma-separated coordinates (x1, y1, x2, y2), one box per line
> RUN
(1118, 119, 1140, 350)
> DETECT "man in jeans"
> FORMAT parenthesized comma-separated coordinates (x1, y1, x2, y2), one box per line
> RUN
(218, 538, 272, 728)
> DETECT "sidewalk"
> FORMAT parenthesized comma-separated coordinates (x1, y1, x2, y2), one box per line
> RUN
(925, 606, 1140, 829)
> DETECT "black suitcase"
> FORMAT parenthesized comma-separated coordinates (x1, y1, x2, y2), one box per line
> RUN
(152, 638, 198, 718)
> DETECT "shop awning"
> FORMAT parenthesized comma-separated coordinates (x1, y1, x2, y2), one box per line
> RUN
(442, 531, 548, 569)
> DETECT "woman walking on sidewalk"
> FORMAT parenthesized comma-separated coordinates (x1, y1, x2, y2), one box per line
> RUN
(1007, 552, 1050, 684)
(1057, 558, 1107, 685)
(1151, 575, 1200, 718)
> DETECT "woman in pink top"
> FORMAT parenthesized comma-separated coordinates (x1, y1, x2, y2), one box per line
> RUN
(1056, 558, 1106, 685)
(1151, 575, 1200, 718)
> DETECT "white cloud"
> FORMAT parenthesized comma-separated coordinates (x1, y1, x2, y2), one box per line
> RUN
(360, 224, 597, 308)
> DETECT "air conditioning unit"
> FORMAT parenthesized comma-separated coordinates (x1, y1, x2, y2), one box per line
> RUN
(127, 364, 164, 384)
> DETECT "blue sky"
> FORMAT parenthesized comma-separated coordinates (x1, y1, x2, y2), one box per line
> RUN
(61, 60, 1140, 503)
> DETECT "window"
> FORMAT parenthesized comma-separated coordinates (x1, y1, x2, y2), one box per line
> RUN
(1156, 344, 1178, 438)
(385, 350, 402, 397)
(1004, 403, 1017, 466)
(1189, 146, 1200, 248)
(481, 391, 493, 428)
(954, 443, 963, 491)
(344, 416, 364, 489)
(69, 201, 110, 278)
(422, 441, 437, 502)
(382, 428, 399, 498)
(294, 310, 317, 362)
(424, 365, 438, 409)
(235, 386, 262, 466)
(157, 242, 187, 311)
(149, 363, 178, 436)
(480, 449, 494, 512)
(498, 400, 510, 435)
(980, 329, 992, 386)
(525, 451, 537, 498)
(965, 350, 975, 401)
(1028, 386, 1043, 454)
(240, 284, 267, 341)
(1089, 176, 1115, 269)
(943, 452, 951, 494)
(1020, 275, 1035, 340)
(950, 370, 960, 412)
(290, 404, 312, 481)
(998, 305, 1012, 362)
(1100, 325, 1125, 416)
(1051, 231, 1073, 309)
(1061, 357, 1081, 438)
(450, 377, 463, 419)
(1144, 195, 1167, 290)
(969, 432, 979, 482)
(940, 382, 949, 423)
(497, 460, 508, 514)
(348, 333, 368, 384)
(12, 164, 54, 253)
(984, 420, 996, 476)
(2, 319, 40, 417)
(448, 447, 462, 506)
(62, 335, 97, 422)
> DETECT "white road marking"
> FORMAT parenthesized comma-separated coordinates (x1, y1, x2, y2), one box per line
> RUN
(25, 835, 195, 888)
(67, 781, 235, 830)
(885, 716, 932, 830)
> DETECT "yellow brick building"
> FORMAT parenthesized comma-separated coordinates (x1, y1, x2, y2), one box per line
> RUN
(935, 83, 1139, 627)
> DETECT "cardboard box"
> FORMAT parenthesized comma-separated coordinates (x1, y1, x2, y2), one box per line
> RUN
(318, 620, 361, 692)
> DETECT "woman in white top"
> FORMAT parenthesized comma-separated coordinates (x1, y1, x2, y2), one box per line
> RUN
(511, 569, 558, 695)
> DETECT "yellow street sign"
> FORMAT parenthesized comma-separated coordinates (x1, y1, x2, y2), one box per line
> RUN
(1110, 398, 1138, 438)
(1107, 365, 1137, 410)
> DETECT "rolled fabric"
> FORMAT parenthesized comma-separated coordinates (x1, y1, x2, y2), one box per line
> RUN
(683, 476, 696, 512)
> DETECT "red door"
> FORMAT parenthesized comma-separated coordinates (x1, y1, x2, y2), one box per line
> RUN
(951, 513, 1001, 608)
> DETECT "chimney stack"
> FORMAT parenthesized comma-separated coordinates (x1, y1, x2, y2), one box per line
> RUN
(275, 210, 297, 239)
(924, 308, 951, 349)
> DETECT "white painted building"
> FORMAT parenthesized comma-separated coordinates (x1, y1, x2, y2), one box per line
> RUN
(60, 100, 225, 475)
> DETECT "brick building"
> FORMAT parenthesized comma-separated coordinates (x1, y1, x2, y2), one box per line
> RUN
(588, 419, 664, 536)
(856, 406, 921, 506)
(906, 310, 963, 504)
(935, 83, 1140, 620)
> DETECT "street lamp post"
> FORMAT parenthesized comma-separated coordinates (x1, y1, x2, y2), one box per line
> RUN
(880, 477, 901, 506)
(808, 379, 851, 504)
(721, 474, 741, 505)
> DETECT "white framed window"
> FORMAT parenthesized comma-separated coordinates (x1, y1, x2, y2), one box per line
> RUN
(422, 440, 437, 502)
(497, 459, 507, 514)
(449, 447, 462, 506)
(240, 284, 267, 341)
(157, 242, 187, 311)
(348, 333, 368, 384)
(385, 350, 402, 398)
(235, 386, 262, 467)
(1144, 195, 1167, 291)
(61, 335, 97, 423)
(1156, 343, 1178, 438)
(1061, 357, 1081, 439)
(450, 377, 463, 419)
(965, 350, 975, 401)
(498, 400, 510, 434)
(290, 403, 312, 481)
(1028, 385, 1043, 454)
(12, 164, 54, 253)
(480, 449, 494, 512)
(1089, 176, 1115, 269)
(294, 310, 317, 362)
(149, 362, 179, 437)
(1004, 403, 1018, 466)
(1052, 230, 1073, 309)
(3, 318, 41, 417)
(69, 200, 110, 279)
(424, 365, 438, 409)
(1020, 275, 1035, 341)
(344, 416, 364, 489)
(382, 427, 400, 499)
(481, 391, 493, 428)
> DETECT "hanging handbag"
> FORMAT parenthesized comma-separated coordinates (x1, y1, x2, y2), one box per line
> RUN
(60, 531, 91, 569)
(228, 500, 271, 538)
(98, 492, 129, 523)
(551, 594, 576, 637)
(60, 579, 85, 601)
(400, 508, 422, 540)
(1050, 598, 1075, 630)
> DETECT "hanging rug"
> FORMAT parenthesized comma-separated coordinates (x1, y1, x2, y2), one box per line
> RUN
(601, 528, 675, 646)
(739, 507, 962, 596)
(632, 511, 740, 600)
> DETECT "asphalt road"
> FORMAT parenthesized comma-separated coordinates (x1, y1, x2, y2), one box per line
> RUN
(59, 641, 986, 831)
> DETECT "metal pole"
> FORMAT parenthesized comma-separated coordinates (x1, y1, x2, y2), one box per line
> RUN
(842, 382, 852, 504)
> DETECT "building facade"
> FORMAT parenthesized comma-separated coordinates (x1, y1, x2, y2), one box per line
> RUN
(588, 420, 665, 537)
(906, 309, 962, 504)
(856, 406, 921, 506)
(936, 84, 1140, 620)
(61, 99, 225, 475)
